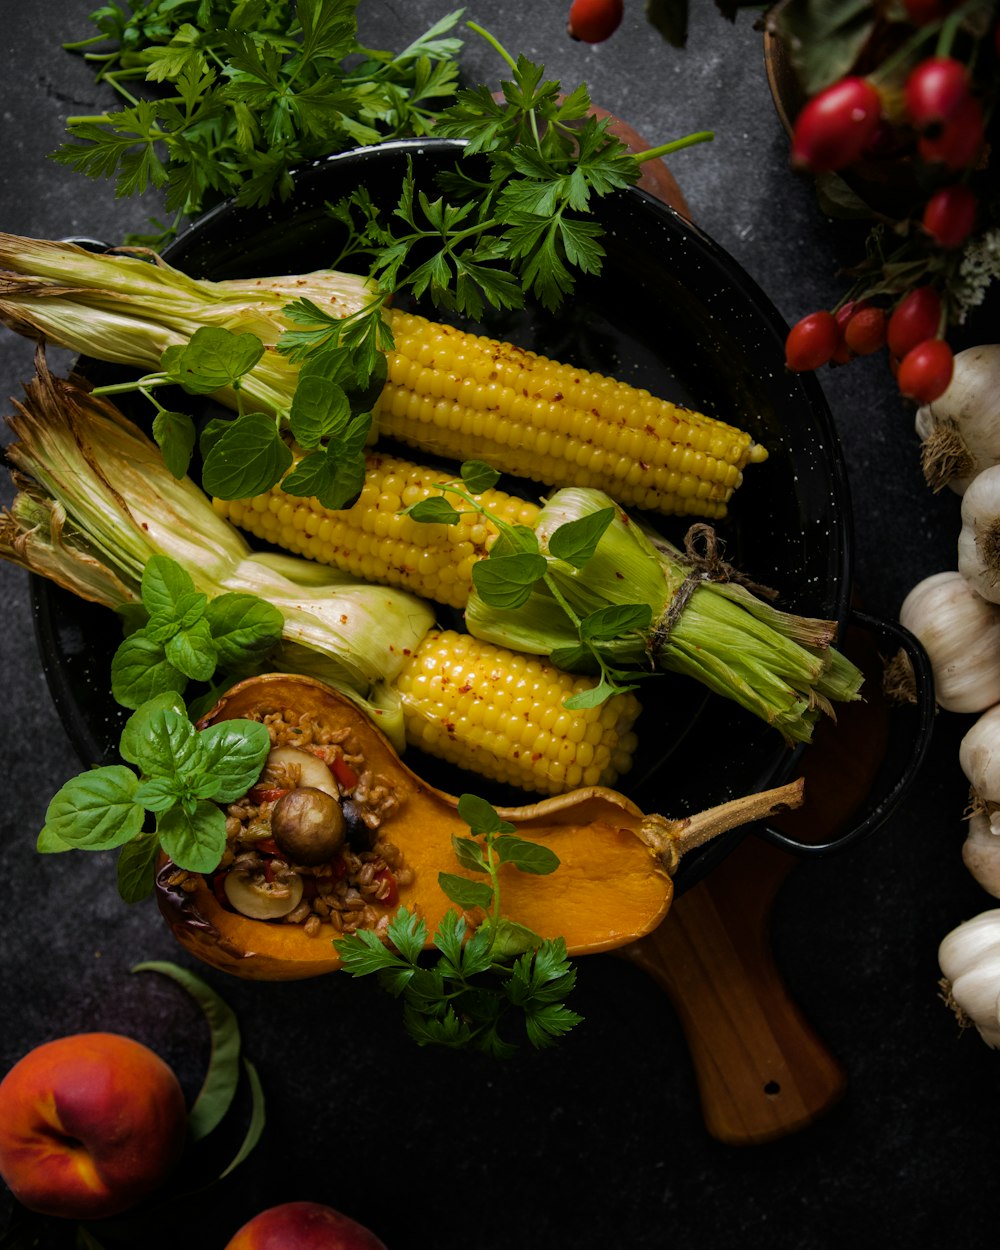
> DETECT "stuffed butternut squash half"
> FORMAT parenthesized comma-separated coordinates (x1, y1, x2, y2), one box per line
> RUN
(155, 673, 804, 981)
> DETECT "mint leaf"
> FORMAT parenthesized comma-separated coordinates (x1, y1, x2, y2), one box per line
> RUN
(141, 553, 198, 618)
(44, 766, 144, 850)
(200, 411, 293, 500)
(165, 618, 217, 682)
(152, 408, 197, 479)
(160, 326, 264, 393)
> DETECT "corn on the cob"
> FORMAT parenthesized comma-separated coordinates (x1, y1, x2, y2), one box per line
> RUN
(379, 311, 767, 518)
(217, 452, 540, 610)
(396, 629, 641, 796)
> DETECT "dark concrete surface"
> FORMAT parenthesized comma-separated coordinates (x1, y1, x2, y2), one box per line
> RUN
(1, 3, 998, 1248)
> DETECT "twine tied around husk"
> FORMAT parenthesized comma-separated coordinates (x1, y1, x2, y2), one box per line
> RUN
(649, 522, 779, 654)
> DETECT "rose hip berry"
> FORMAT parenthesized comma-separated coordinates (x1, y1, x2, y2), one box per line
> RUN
(785, 310, 839, 371)
(567, 0, 624, 42)
(897, 338, 954, 403)
(887, 287, 942, 359)
(791, 77, 882, 172)
(918, 94, 983, 170)
(844, 305, 887, 356)
(905, 57, 969, 130)
(922, 184, 978, 248)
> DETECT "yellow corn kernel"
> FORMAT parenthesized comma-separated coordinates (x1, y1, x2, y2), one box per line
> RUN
(214, 452, 539, 611)
(377, 311, 767, 518)
(394, 629, 641, 796)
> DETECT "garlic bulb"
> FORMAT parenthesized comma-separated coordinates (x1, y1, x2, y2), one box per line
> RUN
(959, 704, 1000, 822)
(962, 810, 1000, 899)
(958, 465, 1000, 603)
(899, 570, 1000, 713)
(916, 344, 1000, 495)
(938, 909, 1000, 1048)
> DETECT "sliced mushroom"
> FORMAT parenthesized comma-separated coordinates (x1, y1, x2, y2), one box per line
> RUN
(263, 746, 339, 799)
(271, 787, 346, 865)
(223, 867, 304, 920)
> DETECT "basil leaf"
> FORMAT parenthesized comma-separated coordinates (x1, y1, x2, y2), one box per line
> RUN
(460, 460, 501, 494)
(117, 832, 161, 903)
(438, 872, 495, 911)
(457, 793, 517, 836)
(471, 551, 547, 609)
(157, 800, 228, 873)
(111, 634, 187, 710)
(119, 692, 188, 765)
(196, 719, 272, 804)
(205, 593, 284, 669)
(579, 603, 653, 642)
(152, 408, 197, 479)
(133, 776, 183, 813)
(547, 507, 616, 568)
(165, 618, 218, 682)
(135, 705, 204, 782)
(44, 766, 144, 850)
(161, 326, 264, 393)
(201, 411, 293, 500)
(494, 834, 560, 875)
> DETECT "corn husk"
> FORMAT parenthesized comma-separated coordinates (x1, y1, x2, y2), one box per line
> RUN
(0, 355, 433, 749)
(465, 486, 863, 744)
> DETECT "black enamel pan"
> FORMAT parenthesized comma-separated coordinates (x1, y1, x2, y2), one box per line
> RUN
(28, 137, 935, 890)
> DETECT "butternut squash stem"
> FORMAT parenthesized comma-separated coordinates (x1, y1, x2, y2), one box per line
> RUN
(639, 777, 805, 873)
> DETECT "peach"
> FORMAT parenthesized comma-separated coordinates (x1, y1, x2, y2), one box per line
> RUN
(0, 1032, 187, 1220)
(224, 1201, 388, 1249)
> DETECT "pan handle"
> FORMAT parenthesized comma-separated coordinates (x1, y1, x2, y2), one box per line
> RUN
(755, 608, 936, 857)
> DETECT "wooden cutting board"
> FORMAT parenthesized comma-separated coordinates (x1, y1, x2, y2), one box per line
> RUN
(594, 116, 889, 1143)
(619, 618, 890, 1144)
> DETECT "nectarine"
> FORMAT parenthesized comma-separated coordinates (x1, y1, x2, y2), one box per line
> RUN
(225, 1201, 388, 1249)
(0, 1032, 187, 1220)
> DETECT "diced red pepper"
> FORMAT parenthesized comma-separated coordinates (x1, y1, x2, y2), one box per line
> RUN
(330, 755, 359, 791)
(256, 838, 282, 857)
(373, 868, 399, 907)
(249, 786, 289, 804)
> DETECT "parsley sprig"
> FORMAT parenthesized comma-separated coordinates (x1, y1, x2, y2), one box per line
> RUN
(334, 793, 582, 1056)
(56, 0, 465, 247)
(404, 460, 653, 708)
(330, 21, 713, 315)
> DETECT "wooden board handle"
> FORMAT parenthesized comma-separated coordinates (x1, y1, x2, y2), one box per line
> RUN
(620, 837, 846, 1146)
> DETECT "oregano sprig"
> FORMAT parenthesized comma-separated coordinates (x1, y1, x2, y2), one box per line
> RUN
(334, 793, 582, 1056)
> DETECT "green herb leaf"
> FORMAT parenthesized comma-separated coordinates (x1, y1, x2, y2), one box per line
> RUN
(471, 551, 548, 609)
(579, 603, 654, 642)
(491, 919, 545, 958)
(563, 677, 628, 709)
(110, 633, 187, 710)
(547, 507, 616, 568)
(116, 832, 161, 903)
(287, 373, 352, 449)
(494, 834, 560, 875)
(461, 460, 501, 494)
(200, 410, 293, 499)
(438, 871, 495, 911)
(456, 793, 517, 836)
(451, 833, 489, 873)
(160, 325, 264, 393)
(43, 766, 144, 850)
(157, 798, 228, 873)
(407, 496, 461, 525)
(204, 593, 284, 669)
(152, 408, 197, 479)
(164, 616, 218, 682)
(196, 719, 272, 804)
(119, 692, 187, 766)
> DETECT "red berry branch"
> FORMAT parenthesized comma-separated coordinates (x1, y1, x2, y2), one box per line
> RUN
(775, 0, 999, 404)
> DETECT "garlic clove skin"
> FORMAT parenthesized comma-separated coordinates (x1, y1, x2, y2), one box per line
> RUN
(916, 344, 1000, 495)
(899, 571, 1000, 713)
(959, 704, 1000, 807)
(938, 909, 1000, 1049)
(958, 465, 1000, 604)
(961, 809, 1000, 899)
